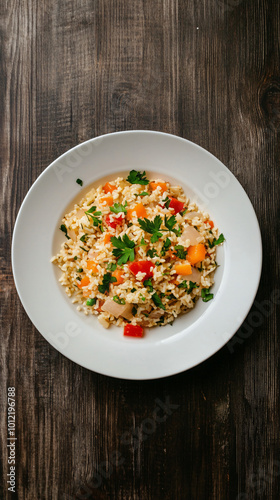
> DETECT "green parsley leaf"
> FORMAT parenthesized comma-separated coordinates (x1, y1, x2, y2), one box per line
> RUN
(60, 224, 70, 239)
(110, 201, 128, 214)
(132, 306, 137, 316)
(178, 281, 198, 294)
(98, 273, 117, 294)
(174, 245, 187, 259)
(143, 279, 153, 292)
(161, 237, 171, 256)
(131, 288, 137, 293)
(86, 298, 97, 306)
(80, 234, 88, 243)
(162, 197, 171, 209)
(201, 288, 214, 302)
(147, 248, 158, 258)
(135, 192, 149, 197)
(167, 293, 176, 301)
(180, 208, 188, 216)
(85, 206, 103, 228)
(140, 294, 146, 301)
(140, 237, 146, 246)
(152, 292, 166, 310)
(107, 262, 117, 272)
(138, 215, 163, 243)
(76, 178, 83, 186)
(164, 215, 181, 236)
(76, 268, 83, 272)
(126, 170, 149, 185)
(113, 295, 126, 305)
(73, 256, 78, 261)
(111, 234, 136, 265)
(208, 233, 225, 248)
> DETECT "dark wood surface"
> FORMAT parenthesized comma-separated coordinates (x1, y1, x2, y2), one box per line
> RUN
(1, 0, 280, 498)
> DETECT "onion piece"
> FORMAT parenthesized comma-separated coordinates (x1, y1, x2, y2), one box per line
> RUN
(188, 267, 201, 284)
(101, 298, 133, 320)
(181, 225, 203, 245)
(68, 229, 77, 241)
(185, 211, 199, 219)
(76, 209, 85, 218)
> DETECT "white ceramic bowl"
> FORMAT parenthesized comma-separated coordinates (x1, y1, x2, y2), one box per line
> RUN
(12, 131, 262, 379)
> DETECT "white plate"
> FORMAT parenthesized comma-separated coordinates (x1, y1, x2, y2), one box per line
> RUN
(12, 131, 262, 379)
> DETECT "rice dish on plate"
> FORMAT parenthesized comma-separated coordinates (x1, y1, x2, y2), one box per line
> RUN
(52, 171, 225, 337)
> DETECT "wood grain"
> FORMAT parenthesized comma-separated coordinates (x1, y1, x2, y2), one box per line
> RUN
(1, 0, 280, 498)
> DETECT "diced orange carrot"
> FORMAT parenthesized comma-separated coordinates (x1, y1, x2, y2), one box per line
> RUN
(99, 195, 114, 206)
(126, 203, 147, 220)
(205, 219, 214, 229)
(112, 269, 124, 285)
(103, 182, 117, 194)
(187, 244, 206, 265)
(103, 233, 113, 244)
(86, 260, 98, 272)
(83, 289, 91, 298)
(174, 263, 192, 275)
(77, 276, 90, 288)
(150, 181, 167, 192)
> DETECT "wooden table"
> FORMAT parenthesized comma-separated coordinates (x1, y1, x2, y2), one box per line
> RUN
(2, 0, 279, 498)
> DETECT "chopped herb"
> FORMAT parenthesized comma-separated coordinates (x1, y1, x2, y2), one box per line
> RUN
(208, 233, 225, 248)
(131, 288, 137, 293)
(147, 248, 158, 258)
(76, 178, 83, 186)
(98, 273, 117, 294)
(113, 295, 126, 305)
(76, 276, 82, 282)
(201, 288, 214, 302)
(107, 262, 117, 272)
(86, 298, 97, 306)
(126, 170, 149, 185)
(73, 256, 78, 261)
(138, 215, 163, 243)
(157, 316, 165, 325)
(111, 234, 136, 265)
(135, 191, 149, 197)
(178, 281, 198, 294)
(162, 197, 171, 209)
(79, 246, 89, 253)
(132, 306, 137, 316)
(167, 293, 176, 300)
(140, 294, 146, 301)
(110, 201, 128, 214)
(155, 261, 161, 266)
(76, 268, 83, 273)
(140, 237, 146, 246)
(152, 292, 166, 310)
(161, 237, 171, 256)
(85, 206, 103, 227)
(197, 264, 204, 272)
(164, 215, 181, 236)
(60, 224, 70, 239)
(143, 313, 149, 318)
(127, 222, 133, 227)
(180, 208, 188, 216)
(174, 245, 187, 259)
(143, 279, 153, 292)
(80, 234, 88, 243)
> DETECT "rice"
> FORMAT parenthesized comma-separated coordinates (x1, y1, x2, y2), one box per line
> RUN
(52, 171, 224, 333)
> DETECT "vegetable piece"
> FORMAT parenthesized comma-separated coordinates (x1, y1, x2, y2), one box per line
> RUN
(86, 260, 98, 272)
(126, 170, 149, 185)
(138, 215, 163, 243)
(164, 215, 181, 236)
(103, 182, 117, 194)
(112, 269, 124, 285)
(68, 229, 77, 241)
(105, 213, 124, 229)
(187, 266, 202, 284)
(143, 278, 153, 292)
(101, 298, 133, 320)
(110, 201, 128, 214)
(103, 233, 113, 244)
(174, 245, 187, 259)
(126, 203, 147, 220)
(187, 244, 206, 265)
(107, 262, 117, 271)
(80, 234, 88, 243)
(98, 273, 117, 294)
(174, 263, 192, 275)
(86, 298, 97, 306)
(60, 224, 70, 239)
(99, 195, 114, 206)
(152, 292, 166, 310)
(113, 295, 126, 305)
(136, 192, 149, 197)
(76, 178, 83, 186)
(201, 288, 214, 302)
(111, 234, 136, 265)
(168, 197, 184, 214)
(181, 225, 203, 245)
(124, 324, 144, 337)
(128, 260, 155, 280)
(208, 233, 225, 248)
(161, 238, 171, 256)
(178, 281, 198, 294)
(77, 276, 90, 288)
(205, 219, 214, 229)
(147, 248, 158, 258)
(150, 181, 167, 192)
(98, 316, 110, 329)
(85, 206, 103, 227)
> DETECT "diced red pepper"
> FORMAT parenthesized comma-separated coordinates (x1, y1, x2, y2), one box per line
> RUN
(124, 324, 144, 337)
(128, 260, 155, 280)
(168, 197, 185, 214)
(105, 213, 124, 229)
